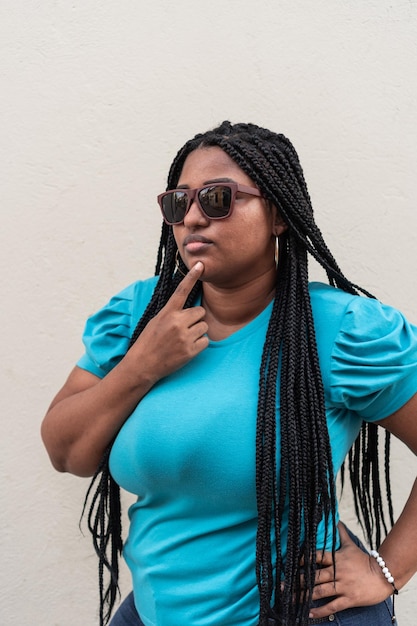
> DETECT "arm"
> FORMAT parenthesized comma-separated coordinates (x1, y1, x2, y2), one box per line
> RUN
(309, 393, 417, 618)
(41, 262, 208, 477)
(373, 396, 417, 589)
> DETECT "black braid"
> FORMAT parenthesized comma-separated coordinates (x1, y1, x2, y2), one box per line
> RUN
(82, 121, 393, 625)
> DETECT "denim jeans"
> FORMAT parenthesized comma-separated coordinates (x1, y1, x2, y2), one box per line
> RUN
(109, 527, 397, 625)
(109, 592, 145, 626)
(110, 591, 396, 626)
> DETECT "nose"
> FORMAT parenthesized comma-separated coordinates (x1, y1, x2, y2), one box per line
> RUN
(183, 198, 210, 227)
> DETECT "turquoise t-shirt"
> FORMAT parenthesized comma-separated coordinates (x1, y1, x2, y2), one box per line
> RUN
(77, 279, 417, 626)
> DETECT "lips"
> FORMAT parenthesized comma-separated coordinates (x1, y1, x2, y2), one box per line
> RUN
(183, 234, 213, 253)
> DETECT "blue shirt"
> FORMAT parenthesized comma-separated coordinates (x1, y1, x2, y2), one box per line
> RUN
(77, 279, 417, 626)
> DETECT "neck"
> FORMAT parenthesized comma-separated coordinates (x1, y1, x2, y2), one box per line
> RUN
(201, 267, 276, 340)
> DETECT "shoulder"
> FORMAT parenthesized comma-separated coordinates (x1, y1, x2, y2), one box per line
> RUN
(308, 280, 417, 370)
(121, 276, 159, 325)
(308, 281, 410, 335)
(309, 281, 357, 316)
(112, 275, 159, 309)
(90, 275, 159, 330)
(309, 281, 417, 340)
(76, 275, 159, 377)
(309, 282, 417, 419)
(308, 282, 359, 357)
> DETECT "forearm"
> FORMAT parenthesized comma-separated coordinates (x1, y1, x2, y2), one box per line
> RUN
(373, 396, 417, 592)
(42, 263, 208, 478)
(41, 352, 156, 477)
(376, 477, 417, 591)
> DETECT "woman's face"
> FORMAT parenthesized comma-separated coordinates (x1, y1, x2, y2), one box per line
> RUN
(173, 146, 286, 288)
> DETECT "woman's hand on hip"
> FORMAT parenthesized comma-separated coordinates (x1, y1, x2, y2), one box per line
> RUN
(308, 522, 394, 619)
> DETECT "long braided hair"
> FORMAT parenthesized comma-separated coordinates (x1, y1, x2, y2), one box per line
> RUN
(82, 121, 394, 626)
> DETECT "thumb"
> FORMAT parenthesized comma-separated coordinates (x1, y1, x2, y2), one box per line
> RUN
(337, 522, 354, 549)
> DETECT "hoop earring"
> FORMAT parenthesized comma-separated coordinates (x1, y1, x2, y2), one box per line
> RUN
(175, 250, 187, 277)
(274, 236, 279, 266)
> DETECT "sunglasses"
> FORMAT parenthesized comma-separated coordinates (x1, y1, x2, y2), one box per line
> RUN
(157, 182, 263, 225)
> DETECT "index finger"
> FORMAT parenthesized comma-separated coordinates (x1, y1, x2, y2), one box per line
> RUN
(167, 261, 205, 310)
(300, 551, 333, 568)
(315, 551, 334, 567)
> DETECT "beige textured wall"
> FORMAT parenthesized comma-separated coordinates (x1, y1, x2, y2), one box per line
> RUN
(1, 1, 417, 624)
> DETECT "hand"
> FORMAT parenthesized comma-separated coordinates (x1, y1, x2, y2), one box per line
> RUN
(308, 522, 394, 619)
(130, 261, 209, 383)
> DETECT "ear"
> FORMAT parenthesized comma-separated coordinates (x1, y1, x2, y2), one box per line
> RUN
(270, 204, 288, 237)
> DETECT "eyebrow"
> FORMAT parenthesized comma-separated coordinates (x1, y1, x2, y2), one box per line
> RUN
(176, 177, 236, 189)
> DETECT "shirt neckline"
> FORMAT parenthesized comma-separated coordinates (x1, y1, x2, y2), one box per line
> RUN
(194, 297, 274, 347)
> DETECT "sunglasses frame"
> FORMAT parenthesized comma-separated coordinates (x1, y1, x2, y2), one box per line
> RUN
(157, 182, 263, 225)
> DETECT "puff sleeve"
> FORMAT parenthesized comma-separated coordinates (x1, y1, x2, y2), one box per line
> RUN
(329, 296, 417, 421)
(76, 276, 158, 378)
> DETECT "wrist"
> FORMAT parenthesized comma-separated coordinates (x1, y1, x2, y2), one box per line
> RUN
(370, 549, 399, 595)
(118, 346, 160, 390)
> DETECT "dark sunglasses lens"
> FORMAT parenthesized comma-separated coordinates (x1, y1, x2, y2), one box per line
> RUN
(161, 191, 189, 224)
(199, 185, 232, 218)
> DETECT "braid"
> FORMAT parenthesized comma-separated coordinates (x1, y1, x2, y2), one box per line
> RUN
(81, 445, 122, 626)
(82, 120, 393, 626)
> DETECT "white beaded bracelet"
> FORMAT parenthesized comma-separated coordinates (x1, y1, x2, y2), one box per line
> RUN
(370, 549, 398, 623)
(370, 549, 398, 589)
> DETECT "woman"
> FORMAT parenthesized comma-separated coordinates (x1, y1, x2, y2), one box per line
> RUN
(41, 121, 417, 626)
